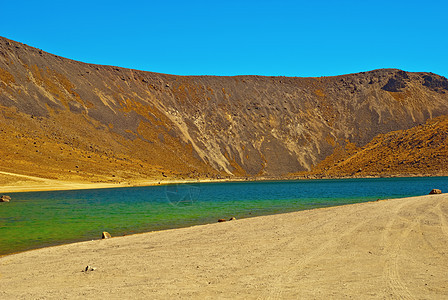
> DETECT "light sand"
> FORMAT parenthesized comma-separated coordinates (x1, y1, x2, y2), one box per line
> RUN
(0, 170, 127, 193)
(1, 194, 447, 299)
(0, 170, 227, 193)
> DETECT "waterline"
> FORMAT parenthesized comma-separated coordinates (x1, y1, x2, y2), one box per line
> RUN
(1, 177, 447, 255)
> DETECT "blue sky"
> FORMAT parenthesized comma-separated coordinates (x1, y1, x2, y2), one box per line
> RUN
(1, 0, 447, 78)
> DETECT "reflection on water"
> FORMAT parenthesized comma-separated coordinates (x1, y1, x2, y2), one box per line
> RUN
(1, 177, 447, 255)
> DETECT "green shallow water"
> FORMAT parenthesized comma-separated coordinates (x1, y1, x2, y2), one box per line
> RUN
(1, 177, 447, 255)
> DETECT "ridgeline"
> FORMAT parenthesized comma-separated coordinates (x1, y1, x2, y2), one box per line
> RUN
(1, 36, 448, 185)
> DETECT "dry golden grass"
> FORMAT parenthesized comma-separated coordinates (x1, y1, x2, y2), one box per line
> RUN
(307, 115, 448, 177)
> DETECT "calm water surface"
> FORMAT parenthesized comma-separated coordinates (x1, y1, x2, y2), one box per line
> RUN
(1, 177, 447, 255)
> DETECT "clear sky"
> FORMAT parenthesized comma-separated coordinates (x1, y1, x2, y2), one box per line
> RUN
(1, 0, 447, 78)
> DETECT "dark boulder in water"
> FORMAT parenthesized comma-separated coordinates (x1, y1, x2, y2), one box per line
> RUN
(429, 189, 442, 194)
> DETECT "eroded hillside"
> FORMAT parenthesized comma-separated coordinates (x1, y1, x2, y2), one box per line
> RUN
(1, 36, 448, 183)
(305, 115, 448, 178)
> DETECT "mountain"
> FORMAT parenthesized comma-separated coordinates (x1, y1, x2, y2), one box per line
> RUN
(305, 115, 448, 178)
(1, 36, 448, 184)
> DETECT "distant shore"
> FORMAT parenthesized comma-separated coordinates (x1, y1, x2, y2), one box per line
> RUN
(0, 170, 240, 193)
(1, 193, 447, 298)
(1, 169, 447, 194)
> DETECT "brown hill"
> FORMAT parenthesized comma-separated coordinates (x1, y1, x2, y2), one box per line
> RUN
(304, 115, 448, 178)
(1, 36, 448, 184)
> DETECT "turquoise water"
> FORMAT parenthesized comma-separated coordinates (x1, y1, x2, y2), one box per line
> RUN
(1, 177, 447, 256)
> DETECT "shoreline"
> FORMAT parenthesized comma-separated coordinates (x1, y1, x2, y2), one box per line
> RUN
(0, 196, 412, 258)
(1, 170, 447, 194)
(0, 196, 395, 258)
(0, 171, 243, 194)
(1, 193, 447, 298)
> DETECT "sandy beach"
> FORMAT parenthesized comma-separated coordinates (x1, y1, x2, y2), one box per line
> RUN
(0, 170, 232, 193)
(0, 193, 447, 299)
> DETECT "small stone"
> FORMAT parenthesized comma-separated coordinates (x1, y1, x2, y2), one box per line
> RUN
(429, 189, 442, 194)
(229, 217, 236, 221)
(217, 219, 226, 223)
(102, 232, 111, 239)
(0, 195, 11, 202)
(83, 265, 97, 272)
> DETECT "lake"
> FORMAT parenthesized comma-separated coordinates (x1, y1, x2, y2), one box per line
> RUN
(1, 177, 447, 256)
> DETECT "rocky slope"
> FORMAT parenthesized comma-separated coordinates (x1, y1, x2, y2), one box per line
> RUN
(1, 36, 448, 182)
(305, 115, 448, 178)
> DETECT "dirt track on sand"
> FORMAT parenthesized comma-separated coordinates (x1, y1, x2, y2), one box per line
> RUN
(1, 194, 447, 298)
